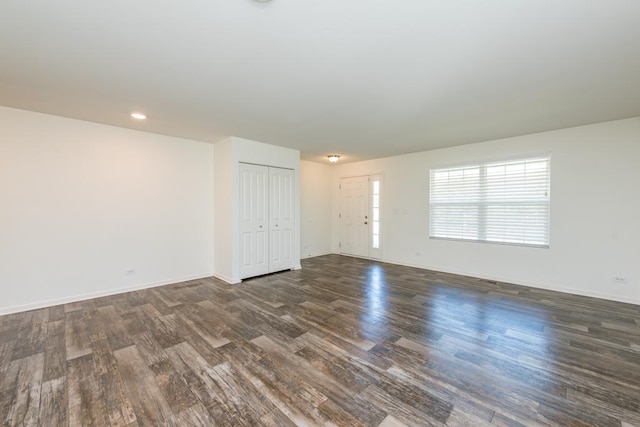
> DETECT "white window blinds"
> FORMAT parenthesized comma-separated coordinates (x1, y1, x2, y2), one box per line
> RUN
(429, 156, 550, 247)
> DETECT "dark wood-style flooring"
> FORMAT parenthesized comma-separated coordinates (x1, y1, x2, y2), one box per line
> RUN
(2, 254, 640, 426)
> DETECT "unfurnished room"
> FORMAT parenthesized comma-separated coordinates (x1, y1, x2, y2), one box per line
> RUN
(1, 1, 640, 426)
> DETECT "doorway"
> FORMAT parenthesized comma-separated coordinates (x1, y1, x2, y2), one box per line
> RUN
(339, 174, 382, 259)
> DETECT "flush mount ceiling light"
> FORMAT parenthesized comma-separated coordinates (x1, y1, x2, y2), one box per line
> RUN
(130, 112, 147, 120)
(327, 154, 340, 164)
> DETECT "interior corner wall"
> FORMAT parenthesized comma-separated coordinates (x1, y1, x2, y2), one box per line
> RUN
(213, 136, 301, 283)
(300, 160, 333, 258)
(0, 106, 215, 314)
(329, 117, 640, 305)
(213, 137, 236, 283)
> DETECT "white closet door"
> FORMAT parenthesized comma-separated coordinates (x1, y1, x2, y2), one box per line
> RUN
(269, 167, 295, 273)
(239, 163, 269, 279)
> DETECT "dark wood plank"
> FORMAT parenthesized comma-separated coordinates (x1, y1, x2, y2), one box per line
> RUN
(2, 353, 44, 426)
(64, 309, 94, 361)
(67, 353, 110, 426)
(11, 309, 48, 360)
(113, 345, 173, 425)
(39, 377, 68, 427)
(91, 331, 137, 426)
(42, 319, 66, 382)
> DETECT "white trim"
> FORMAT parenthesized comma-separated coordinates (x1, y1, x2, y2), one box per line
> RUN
(302, 253, 328, 259)
(239, 161, 294, 171)
(301, 252, 331, 260)
(212, 272, 241, 285)
(429, 151, 552, 171)
(337, 253, 371, 261)
(428, 235, 550, 249)
(0, 272, 216, 316)
(339, 172, 385, 260)
(429, 155, 551, 247)
(319, 252, 640, 306)
(382, 257, 640, 306)
(369, 174, 383, 260)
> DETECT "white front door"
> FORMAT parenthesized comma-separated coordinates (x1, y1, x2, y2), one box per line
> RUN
(239, 163, 269, 279)
(340, 176, 369, 257)
(269, 167, 295, 273)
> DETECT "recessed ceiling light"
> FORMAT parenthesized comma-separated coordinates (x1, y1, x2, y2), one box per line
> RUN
(130, 112, 147, 120)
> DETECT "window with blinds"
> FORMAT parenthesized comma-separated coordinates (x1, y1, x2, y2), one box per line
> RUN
(429, 155, 550, 248)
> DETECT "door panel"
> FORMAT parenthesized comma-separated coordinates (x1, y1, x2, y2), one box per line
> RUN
(340, 176, 369, 257)
(269, 167, 295, 272)
(239, 163, 269, 279)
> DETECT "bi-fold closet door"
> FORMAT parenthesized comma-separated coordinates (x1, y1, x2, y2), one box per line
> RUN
(239, 163, 294, 279)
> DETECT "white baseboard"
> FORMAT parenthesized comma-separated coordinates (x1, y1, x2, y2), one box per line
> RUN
(382, 257, 640, 306)
(0, 272, 215, 316)
(212, 272, 241, 285)
(4, 256, 636, 316)
(301, 251, 333, 259)
(322, 252, 640, 306)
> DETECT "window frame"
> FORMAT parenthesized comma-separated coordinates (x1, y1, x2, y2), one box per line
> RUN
(370, 174, 383, 259)
(429, 154, 551, 249)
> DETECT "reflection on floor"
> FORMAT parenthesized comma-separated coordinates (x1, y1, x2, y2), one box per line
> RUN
(1, 254, 640, 426)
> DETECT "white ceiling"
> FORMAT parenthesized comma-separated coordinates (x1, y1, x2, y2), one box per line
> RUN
(2, 0, 640, 163)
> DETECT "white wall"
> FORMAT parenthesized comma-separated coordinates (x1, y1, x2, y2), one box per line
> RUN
(330, 117, 640, 305)
(213, 137, 235, 283)
(213, 136, 301, 283)
(300, 160, 333, 258)
(0, 106, 215, 314)
(3, 105, 637, 313)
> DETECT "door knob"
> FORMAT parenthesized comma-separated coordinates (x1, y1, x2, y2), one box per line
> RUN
(364, 221, 368, 225)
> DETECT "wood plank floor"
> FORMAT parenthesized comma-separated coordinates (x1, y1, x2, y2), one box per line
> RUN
(2, 254, 640, 426)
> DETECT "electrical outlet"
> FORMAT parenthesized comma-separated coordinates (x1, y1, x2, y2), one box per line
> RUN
(612, 276, 627, 284)
(126, 269, 136, 276)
